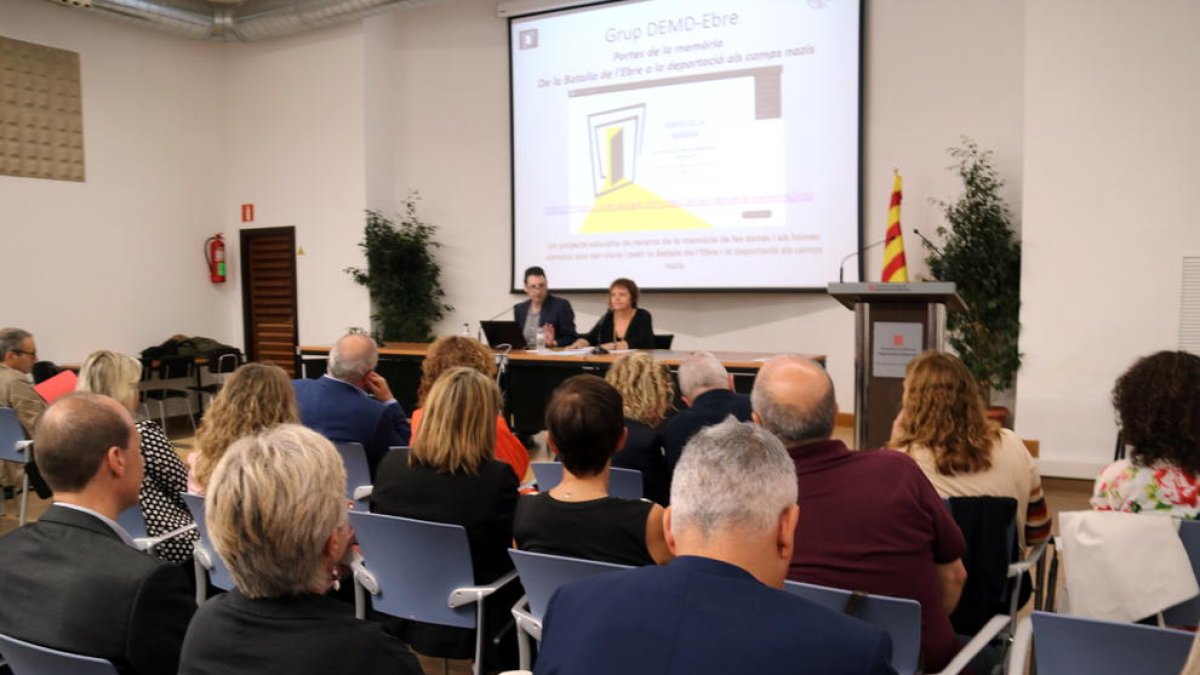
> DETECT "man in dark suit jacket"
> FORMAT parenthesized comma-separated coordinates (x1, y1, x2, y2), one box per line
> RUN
(293, 333, 411, 477)
(663, 351, 752, 473)
(534, 420, 896, 675)
(0, 393, 195, 675)
(513, 266, 577, 347)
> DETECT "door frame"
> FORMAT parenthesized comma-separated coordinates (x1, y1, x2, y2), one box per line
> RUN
(239, 225, 300, 371)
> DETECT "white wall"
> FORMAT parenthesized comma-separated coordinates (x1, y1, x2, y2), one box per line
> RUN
(0, 0, 226, 363)
(1015, 0, 1200, 477)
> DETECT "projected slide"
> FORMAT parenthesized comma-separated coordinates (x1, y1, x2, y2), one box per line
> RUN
(511, 0, 861, 290)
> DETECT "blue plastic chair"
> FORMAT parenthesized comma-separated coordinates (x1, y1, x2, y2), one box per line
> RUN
(116, 504, 149, 541)
(0, 407, 32, 526)
(333, 442, 372, 508)
(1163, 519, 1200, 626)
(507, 549, 631, 670)
(350, 511, 518, 675)
(531, 462, 643, 500)
(1029, 610, 1194, 674)
(181, 492, 236, 603)
(0, 631, 118, 675)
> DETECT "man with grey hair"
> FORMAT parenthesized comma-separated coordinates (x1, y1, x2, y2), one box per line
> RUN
(534, 419, 895, 675)
(752, 355, 966, 673)
(293, 332, 411, 477)
(0, 327, 47, 496)
(0, 393, 195, 674)
(662, 351, 752, 474)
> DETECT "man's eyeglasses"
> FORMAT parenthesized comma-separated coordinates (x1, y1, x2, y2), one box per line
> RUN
(10, 350, 36, 358)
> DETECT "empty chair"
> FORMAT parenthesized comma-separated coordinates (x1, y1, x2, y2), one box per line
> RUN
(1027, 611, 1193, 675)
(0, 407, 32, 525)
(182, 492, 236, 603)
(187, 352, 241, 412)
(350, 511, 518, 675)
(1163, 518, 1200, 626)
(334, 442, 372, 506)
(531, 462, 643, 500)
(507, 549, 630, 670)
(0, 631, 118, 675)
(142, 356, 197, 436)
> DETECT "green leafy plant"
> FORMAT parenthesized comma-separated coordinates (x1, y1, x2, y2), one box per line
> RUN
(924, 138, 1022, 402)
(345, 192, 452, 342)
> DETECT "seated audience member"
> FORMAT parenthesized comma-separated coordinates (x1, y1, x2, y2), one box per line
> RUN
(571, 277, 655, 350)
(534, 419, 895, 675)
(190, 362, 299, 494)
(515, 374, 671, 565)
(0, 327, 46, 496)
(77, 350, 199, 564)
(752, 356, 966, 673)
(412, 335, 530, 486)
(603, 352, 672, 505)
(293, 333, 411, 477)
(890, 351, 1050, 547)
(371, 367, 520, 671)
(0, 393, 195, 674)
(179, 425, 422, 675)
(514, 266, 578, 347)
(662, 351, 752, 473)
(1092, 350, 1200, 518)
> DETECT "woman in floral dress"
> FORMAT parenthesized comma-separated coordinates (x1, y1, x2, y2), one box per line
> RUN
(1091, 350, 1200, 518)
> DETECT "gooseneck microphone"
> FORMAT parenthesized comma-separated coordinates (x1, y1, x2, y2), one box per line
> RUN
(838, 239, 887, 282)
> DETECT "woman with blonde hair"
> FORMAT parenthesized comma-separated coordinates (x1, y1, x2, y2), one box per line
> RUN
(189, 362, 299, 494)
(889, 351, 1049, 547)
(412, 335, 530, 486)
(77, 350, 198, 563)
(604, 351, 672, 505)
(370, 367, 521, 670)
(178, 424, 421, 675)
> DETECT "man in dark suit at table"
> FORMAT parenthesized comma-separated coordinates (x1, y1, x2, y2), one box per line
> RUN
(662, 351, 752, 474)
(513, 266, 578, 347)
(534, 419, 896, 675)
(0, 393, 195, 675)
(293, 332, 411, 477)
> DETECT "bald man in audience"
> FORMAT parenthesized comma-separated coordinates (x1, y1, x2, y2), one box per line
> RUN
(0, 393, 195, 674)
(534, 419, 895, 675)
(293, 332, 411, 477)
(752, 355, 967, 673)
(662, 351, 752, 474)
(0, 327, 47, 496)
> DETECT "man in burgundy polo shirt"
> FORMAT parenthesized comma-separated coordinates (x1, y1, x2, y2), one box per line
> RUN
(751, 356, 967, 673)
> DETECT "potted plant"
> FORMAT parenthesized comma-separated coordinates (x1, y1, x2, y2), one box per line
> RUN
(345, 192, 452, 342)
(923, 138, 1022, 416)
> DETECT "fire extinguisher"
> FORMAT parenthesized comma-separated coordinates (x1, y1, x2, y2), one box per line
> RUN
(205, 234, 226, 283)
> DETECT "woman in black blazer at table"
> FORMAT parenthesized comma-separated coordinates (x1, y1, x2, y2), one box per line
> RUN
(572, 277, 655, 350)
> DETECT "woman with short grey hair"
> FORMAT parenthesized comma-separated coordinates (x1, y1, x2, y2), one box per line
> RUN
(178, 424, 421, 675)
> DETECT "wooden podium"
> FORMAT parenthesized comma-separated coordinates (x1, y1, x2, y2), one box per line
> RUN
(828, 282, 966, 450)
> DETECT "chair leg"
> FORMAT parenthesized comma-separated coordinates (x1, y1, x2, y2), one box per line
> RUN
(474, 601, 485, 675)
(17, 472, 28, 526)
(156, 400, 168, 435)
(194, 557, 208, 606)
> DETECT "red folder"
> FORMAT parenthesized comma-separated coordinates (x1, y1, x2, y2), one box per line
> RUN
(34, 370, 78, 404)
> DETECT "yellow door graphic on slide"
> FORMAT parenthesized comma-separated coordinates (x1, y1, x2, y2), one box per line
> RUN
(582, 104, 712, 233)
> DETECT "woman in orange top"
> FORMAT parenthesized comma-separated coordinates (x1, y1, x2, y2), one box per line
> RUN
(410, 336, 532, 487)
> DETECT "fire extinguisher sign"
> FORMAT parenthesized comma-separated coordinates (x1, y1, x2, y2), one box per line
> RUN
(241, 204, 255, 223)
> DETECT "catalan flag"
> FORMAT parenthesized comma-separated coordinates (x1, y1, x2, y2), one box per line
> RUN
(881, 172, 909, 282)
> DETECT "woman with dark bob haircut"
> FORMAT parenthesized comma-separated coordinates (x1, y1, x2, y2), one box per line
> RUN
(513, 375, 671, 566)
(1092, 350, 1200, 517)
(571, 278, 656, 350)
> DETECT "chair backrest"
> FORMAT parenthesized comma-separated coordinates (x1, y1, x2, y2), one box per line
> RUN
(349, 511, 478, 628)
(652, 334, 674, 349)
(388, 446, 410, 464)
(155, 355, 193, 381)
(1163, 519, 1200, 626)
(0, 407, 29, 464)
(207, 352, 241, 375)
(1030, 610, 1194, 675)
(334, 442, 371, 507)
(945, 495, 1019, 634)
(531, 462, 643, 500)
(116, 505, 149, 541)
(508, 549, 631, 620)
(181, 492, 237, 591)
(0, 631, 119, 675)
(783, 580, 922, 675)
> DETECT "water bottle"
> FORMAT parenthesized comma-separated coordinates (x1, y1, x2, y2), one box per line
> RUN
(461, 322, 471, 337)
(535, 326, 547, 351)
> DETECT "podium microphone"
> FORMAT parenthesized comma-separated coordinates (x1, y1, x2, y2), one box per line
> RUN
(912, 228, 942, 254)
(838, 239, 887, 282)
